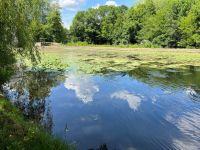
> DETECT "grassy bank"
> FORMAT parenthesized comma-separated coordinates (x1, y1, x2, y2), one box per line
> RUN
(42, 45, 200, 74)
(0, 97, 72, 150)
(66, 42, 160, 48)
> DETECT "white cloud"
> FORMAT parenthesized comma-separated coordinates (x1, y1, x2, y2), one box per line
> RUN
(92, 0, 118, 9)
(111, 90, 142, 111)
(105, 0, 118, 6)
(53, 0, 85, 9)
(64, 74, 99, 103)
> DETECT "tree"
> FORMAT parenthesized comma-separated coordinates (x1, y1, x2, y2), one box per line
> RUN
(0, 0, 46, 86)
(70, 11, 87, 42)
(46, 7, 66, 43)
(31, 3, 67, 43)
(179, 0, 200, 48)
(138, 0, 195, 47)
(101, 5, 128, 44)
(70, 5, 128, 45)
(112, 6, 129, 45)
(125, 0, 156, 44)
(84, 8, 102, 44)
(31, 0, 51, 42)
(69, 0, 200, 48)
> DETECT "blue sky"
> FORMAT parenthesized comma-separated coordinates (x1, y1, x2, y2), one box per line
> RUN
(53, 0, 138, 29)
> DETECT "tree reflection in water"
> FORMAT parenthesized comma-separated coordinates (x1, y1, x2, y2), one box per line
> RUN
(89, 144, 108, 150)
(3, 70, 65, 133)
(128, 66, 200, 101)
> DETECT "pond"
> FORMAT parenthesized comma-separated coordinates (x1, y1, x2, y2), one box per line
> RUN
(3, 49, 200, 150)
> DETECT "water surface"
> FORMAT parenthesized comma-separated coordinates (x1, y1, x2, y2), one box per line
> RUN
(4, 67, 200, 150)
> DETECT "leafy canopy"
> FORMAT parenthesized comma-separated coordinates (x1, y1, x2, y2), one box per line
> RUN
(69, 0, 200, 48)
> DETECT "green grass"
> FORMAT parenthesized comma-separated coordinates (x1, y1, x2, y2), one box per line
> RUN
(66, 42, 160, 48)
(42, 45, 200, 74)
(0, 97, 73, 150)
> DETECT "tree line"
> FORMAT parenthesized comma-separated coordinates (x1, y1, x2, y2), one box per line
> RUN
(69, 0, 200, 48)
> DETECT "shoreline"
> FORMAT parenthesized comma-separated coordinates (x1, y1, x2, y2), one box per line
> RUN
(0, 97, 72, 150)
(41, 45, 200, 53)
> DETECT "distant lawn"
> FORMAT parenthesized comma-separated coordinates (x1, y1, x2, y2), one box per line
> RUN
(41, 45, 200, 74)
(0, 98, 73, 150)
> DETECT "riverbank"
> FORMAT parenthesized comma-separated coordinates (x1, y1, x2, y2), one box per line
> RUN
(0, 97, 72, 150)
(65, 44, 200, 52)
(42, 45, 200, 74)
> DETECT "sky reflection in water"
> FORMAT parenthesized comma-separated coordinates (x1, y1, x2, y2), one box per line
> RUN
(4, 67, 200, 150)
(64, 73, 99, 103)
(111, 90, 142, 111)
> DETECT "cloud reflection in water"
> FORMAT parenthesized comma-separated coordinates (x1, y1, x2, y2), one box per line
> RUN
(111, 90, 142, 111)
(166, 110, 200, 150)
(64, 74, 99, 103)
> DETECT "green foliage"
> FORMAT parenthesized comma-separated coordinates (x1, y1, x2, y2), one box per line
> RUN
(70, 5, 128, 44)
(101, 6, 128, 44)
(67, 41, 91, 46)
(125, 0, 156, 44)
(0, 0, 43, 86)
(33, 4, 67, 43)
(138, 0, 194, 48)
(69, 0, 200, 48)
(46, 7, 66, 43)
(0, 67, 14, 88)
(179, 1, 200, 48)
(66, 43, 160, 48)
(70, 11, 86, 42)
(0, 98, 73, 150)
(28, 55, 68, 71)
(0, 0, 67, 87)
